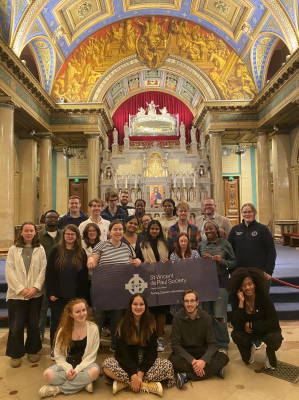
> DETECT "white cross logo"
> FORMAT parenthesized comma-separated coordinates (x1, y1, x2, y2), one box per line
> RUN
(125, 274, 148, 295)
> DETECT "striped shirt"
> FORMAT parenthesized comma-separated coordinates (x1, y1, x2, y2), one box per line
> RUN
(92, 240, 131, 267)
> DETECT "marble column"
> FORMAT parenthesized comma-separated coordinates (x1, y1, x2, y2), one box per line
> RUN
(19, 138, 37, 223)
(87, 135, 100, 200)
(291, 166, 299, 230)
(256, 132, 272, 226)
(272, 133, 292, 226)
(209, 132, 224, 215)
(39, 135, 52, 218)
(0, 103, 15, 250)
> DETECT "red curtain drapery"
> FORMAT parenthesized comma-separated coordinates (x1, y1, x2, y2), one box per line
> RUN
(107, 91, 197, 148)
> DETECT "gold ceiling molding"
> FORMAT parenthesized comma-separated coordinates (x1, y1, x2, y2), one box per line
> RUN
(122, 0, 182, 12)
(190, 0, 254, 41)
(52, 0, 115, 44)
(262, 0, 298, 53)
(89, 54, 220, 105)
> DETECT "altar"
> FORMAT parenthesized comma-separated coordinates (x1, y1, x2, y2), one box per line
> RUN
(129, 101, 178, 136)
(99, 102, 211, 219)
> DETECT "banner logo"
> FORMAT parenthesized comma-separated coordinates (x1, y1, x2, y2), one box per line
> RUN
(125, 274, 148, 295)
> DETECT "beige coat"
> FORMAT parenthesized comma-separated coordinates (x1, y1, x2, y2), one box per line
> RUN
(195, 213, 233, 239)
(5, 245, 47, 301)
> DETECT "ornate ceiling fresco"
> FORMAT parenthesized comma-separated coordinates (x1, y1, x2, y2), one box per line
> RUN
(0, 0, 298, 105)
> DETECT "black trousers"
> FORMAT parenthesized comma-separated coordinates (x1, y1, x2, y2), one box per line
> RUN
(231, 329, 283, 366)
(169, 346, 229, 381)
(6, 296, 43, 358)
(49, 297, 71, 347)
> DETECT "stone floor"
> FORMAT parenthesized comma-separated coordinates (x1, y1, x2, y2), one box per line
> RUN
(0, 322, 299, 400)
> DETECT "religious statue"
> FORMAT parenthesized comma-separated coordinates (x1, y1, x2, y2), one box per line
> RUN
(180, 121, 185, 138)
(137, 107, 146, 117)
(182, 188, 187, 202)
(146, 101, 159, 115)
(137, 187, 142, 199)
(190, 125, 197, 143)
(131, 189, 136, 203)
(113, 128, 118, 144)
(206, 138, 210, 154)
(104, 135, 109, 150)
(170, 187, 174, 199)
(106, 168, 112, 179)
(118, 188, 122, 198)
(176, 188, 181, 201)
(159, 106, 169, 115)
(189, 188, 194, 202)
(124, 122, 130, 138)
(100, 171, 104, 180)
(200, 133, 205, 149)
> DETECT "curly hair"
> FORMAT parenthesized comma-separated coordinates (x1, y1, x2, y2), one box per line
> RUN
(16, 221, 41, 248)
(116, 294, 156, 346)
(53, 298, 93, 353)
(226, 267, 269, 294)
(55, 224, 83, 270)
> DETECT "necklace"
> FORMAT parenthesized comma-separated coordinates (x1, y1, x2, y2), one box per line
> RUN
(246, 301, 255, 312)
(73, 323, 86, 340)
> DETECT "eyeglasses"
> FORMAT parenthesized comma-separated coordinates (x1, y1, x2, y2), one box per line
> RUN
(46, 215, 58, 219)
(183, 300, 197, 304)
(242, 211, 254, 214)
(204, 204, 215, 207)
(65, 233, 76, 237)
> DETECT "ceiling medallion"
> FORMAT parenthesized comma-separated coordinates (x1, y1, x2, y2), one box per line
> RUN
(214, 0, 230, 17)
(76, 1, 93, 20)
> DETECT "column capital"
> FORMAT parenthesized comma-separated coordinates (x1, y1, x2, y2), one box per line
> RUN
(0, 101, 15, 110)
(85, 133, 100, 139)
(253, 128, 272, 136)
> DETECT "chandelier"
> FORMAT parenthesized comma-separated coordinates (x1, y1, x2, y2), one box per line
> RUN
(63, 135, 77, 159)
(232, 143, 246, 156)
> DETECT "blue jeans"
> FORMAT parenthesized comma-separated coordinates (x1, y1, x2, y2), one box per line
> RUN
(95, 309, 123, 349)
(202, 288, 230, 351)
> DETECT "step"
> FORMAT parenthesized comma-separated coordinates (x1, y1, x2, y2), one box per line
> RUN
(269, 286, 299, 302)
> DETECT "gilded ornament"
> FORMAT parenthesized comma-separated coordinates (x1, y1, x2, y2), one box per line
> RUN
(213, 0, 230, 17)
(76, 1, 92, 20)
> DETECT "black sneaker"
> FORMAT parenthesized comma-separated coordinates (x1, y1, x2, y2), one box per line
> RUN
(216, 368, 225, 378)
(176, 372, 188, 389)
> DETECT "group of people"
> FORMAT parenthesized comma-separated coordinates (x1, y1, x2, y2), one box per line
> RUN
(5, 190, 282, 397)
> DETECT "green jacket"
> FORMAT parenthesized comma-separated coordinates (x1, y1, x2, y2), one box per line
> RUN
(38, 227, 63, 258)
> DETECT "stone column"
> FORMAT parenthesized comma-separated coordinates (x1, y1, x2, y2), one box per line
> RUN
(39, 135, 53, 217)
(19, 138, 37, 223)
(291, 166, 299, 224)
(209, 132, 224, 215)
(0, 103, 15, 250)
(272, 133, 292, 229)
(87, 135, 100, 200)
(256, 131, 272, 226)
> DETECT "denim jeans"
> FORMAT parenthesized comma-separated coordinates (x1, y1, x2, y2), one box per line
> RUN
(202, 287, 230, 351)
(39, 289, 50, 335)
(95, 309, 123, 349)
(49, 362, 100, 394)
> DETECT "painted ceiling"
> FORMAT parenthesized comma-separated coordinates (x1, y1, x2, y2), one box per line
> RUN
(0, 0, 298, 100)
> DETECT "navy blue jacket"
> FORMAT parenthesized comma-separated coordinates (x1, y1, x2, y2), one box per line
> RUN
(100, 205, 126, 223)
(228, 219, 276, 275)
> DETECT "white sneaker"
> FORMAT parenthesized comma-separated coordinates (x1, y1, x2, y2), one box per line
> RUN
(157, 337, 164, 352)
(249, 343, 256, 364)
(264, 355, 276, 370)
(39, 385, 60, 398)
(85, 382, 94, 393)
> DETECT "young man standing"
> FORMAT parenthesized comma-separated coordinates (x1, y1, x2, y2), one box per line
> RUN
(79, 198, 109, 240)
(167, 202, 200, 250)
(195, 198, 232, 240)
(57, 195, 88, 229)
(38, 210, 63, 341)
(119, 191, 135, 218)
(100, 191, 126, 223)
(169, 289, 229, 388)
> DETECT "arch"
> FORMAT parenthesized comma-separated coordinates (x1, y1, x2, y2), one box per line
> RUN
(26, 36, 56, 94)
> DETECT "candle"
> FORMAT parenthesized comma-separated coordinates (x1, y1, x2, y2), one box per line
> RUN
(114, 178, 117, 188)
(174, 177, 176, 187)
(193, 176, 196, 187)
(183, 177, 185, 187)
(135, 178, 137, 188)
(125, 178, 127, 188)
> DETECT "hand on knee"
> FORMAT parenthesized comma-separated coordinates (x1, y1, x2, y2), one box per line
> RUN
(43, 368, 55, 383)
(214, 317, 225, 323)
(88, 367, 100, 379)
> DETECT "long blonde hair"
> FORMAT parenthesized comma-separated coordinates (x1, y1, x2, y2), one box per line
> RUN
(55, 224, 83, 270)
(53, 298, 93, 353)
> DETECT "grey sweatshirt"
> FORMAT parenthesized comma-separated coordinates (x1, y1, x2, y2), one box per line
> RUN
(171, 307, 219, 364)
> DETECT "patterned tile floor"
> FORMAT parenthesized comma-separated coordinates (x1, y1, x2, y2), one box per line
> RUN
(0, 322, 299, 400)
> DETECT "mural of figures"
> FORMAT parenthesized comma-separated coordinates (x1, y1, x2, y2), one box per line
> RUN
(52, 17, 257, 103)
(150, 185, 163, 208)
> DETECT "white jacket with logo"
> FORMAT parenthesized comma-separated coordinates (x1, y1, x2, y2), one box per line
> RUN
(5, 245, 47, 301)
